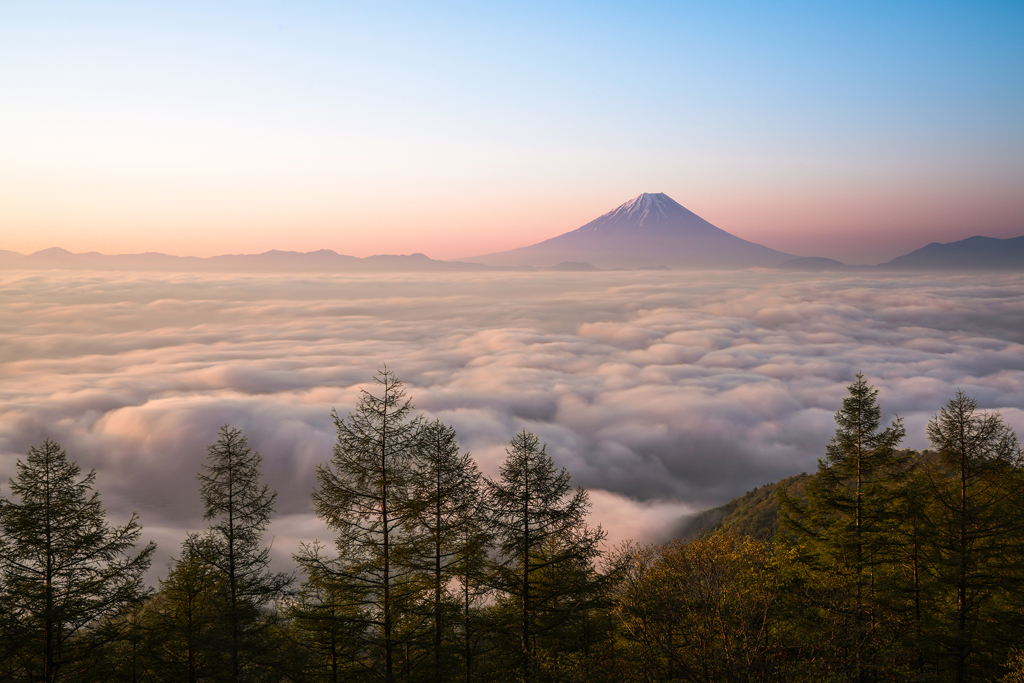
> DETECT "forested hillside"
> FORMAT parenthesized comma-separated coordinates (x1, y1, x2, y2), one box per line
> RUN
(1, 370, 1023, 682)
(675, 473, 811, 540)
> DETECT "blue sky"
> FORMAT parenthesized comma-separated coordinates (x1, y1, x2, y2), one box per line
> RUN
(2, 0, 1022, 262)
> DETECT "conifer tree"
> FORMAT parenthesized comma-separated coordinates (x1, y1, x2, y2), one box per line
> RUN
(0, 439, 155, 683)
(300, 367, 423, 683)
(197, 425, 292, 682)
(923, 390, 1024, 682)
(406, 419, 487, 683)
(149, 534, 227, 683)
(895, 463, 936, 675)
(486, 430, 606, 683)
(86, 595, 157, 683)
(780, 373, 908, 679)
(451, 513, 493, 683)
(288, 542, 370, 683)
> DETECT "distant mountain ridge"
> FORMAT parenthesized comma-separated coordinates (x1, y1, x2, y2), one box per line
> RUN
(0, 248, 490, 273)
(468, 193, 796, 269)
(5, 198, 1021, 273)
(777, 235, 1024, 271)
(878, 235, 1024, 270)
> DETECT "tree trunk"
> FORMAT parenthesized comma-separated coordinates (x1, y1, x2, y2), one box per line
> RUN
(522, 482, 531, 683)
(228, 459, 240, 683)
(464, 579, 472, 683)
(44, 460, 56, 683)
(435, 465, 443, 683)
(383, 406, 394, 683)
(956, 428, 968, 683)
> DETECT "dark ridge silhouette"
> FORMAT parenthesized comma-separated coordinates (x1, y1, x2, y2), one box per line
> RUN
(878, 234, 1024, 270)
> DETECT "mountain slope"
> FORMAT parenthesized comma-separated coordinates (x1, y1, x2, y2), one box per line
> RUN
(469, 193, 795, 269)
(674, 473, 810, 540)
(878, 235, 1024, 270)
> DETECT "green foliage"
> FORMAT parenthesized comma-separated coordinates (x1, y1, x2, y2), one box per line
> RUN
(781, 373, 909, 568)
(298, 367, 423, 683)
(1002, 648, 1024, 683)
(148, 534, 229, 682)
(286, 549, 372, 682)
(486, 430, 608, 683)
(197, 425, 293, 682)
(0, 439, 155, 683)
(779, 374, 909, 680)
(918, 391, 1024, 681)
(614, 532, 801, 683)
(680, 474, 811, 540)
(7, 372, 1024, 683)
(80, 597, 159, 683)
(406, 418, 489, 683)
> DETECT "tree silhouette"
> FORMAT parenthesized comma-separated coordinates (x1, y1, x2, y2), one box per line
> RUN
(301, 368, 423, 683)
(197, 425, 292, 682)
(406, 418, 488, 683)
(486, 430, 606, 683)
(780, 373, 908, 680)
(149, 534, 226, 683)
(0, 439, 154, 683)
(924, 390, 1024, 682)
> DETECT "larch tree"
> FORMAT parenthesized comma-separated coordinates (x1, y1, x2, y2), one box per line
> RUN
(485, 430, 606, 683)
(406, 418, 487, 683)
(150, 533, 226, 683)
(300, 367, 423, 683)
(923, 390, 1024, 683)
(197, 425, 292, 683)
(288, 541, 371, 683)
(0, 439, 155, 683)
(779, 373, 908, 680)
(451, 509, 493, 683)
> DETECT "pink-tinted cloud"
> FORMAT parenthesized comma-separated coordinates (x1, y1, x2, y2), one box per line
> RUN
(1, 269, 1023, 579)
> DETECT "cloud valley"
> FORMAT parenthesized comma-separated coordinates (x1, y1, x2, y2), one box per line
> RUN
(2, 269, 1023, 578)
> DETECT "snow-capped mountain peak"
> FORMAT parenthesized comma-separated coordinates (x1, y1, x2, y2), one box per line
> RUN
(467, 192, 795, 268)
(599, 192, 678, 225)
(571, 192, 711, 235)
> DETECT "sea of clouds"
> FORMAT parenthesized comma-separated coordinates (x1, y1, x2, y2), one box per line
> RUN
(2, 269, 1023, 580)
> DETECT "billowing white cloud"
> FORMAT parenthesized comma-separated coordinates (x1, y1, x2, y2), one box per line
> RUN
(2, 269, 1024, 581)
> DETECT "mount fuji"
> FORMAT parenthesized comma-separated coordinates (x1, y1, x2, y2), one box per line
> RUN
(467, 193, 795, 269)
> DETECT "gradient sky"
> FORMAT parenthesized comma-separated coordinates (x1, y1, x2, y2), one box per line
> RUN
(2, 1, 1023, 264)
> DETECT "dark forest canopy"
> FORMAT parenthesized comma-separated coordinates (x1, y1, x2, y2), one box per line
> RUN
(1, 369, 1023, 682)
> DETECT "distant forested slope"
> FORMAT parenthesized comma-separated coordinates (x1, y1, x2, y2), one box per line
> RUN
(676, 472, 811, 539)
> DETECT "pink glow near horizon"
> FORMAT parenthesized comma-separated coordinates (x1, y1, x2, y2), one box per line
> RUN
(3, 182, 1022, 265)
(3, 2, 1024, 266)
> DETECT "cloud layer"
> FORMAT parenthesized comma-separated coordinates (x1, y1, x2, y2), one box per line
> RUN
(2, 269, 1023, 579)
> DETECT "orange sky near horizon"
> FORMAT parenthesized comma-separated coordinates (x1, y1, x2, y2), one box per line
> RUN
(3, 177, 1022, 265)
(2, 1, 1023, 265)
